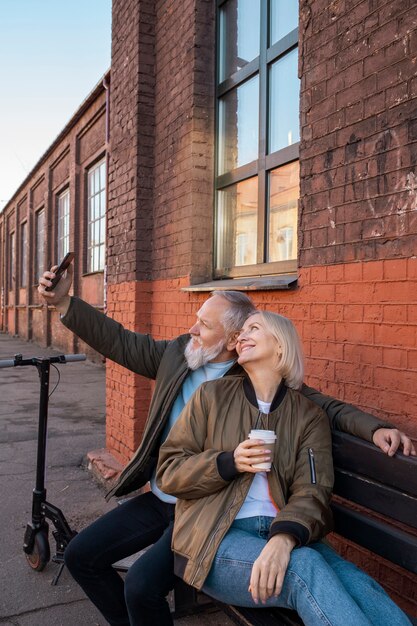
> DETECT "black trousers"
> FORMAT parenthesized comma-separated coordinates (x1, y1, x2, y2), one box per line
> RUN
(64, 491, 176, 626)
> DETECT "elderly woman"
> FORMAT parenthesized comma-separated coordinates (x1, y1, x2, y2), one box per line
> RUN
(157, 311, 411, 626)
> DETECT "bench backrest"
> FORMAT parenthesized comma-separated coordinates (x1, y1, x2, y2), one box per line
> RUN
(331, 431, 417, 574)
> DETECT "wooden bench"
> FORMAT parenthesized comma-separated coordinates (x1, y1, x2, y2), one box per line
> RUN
(114, 431, 417, 624)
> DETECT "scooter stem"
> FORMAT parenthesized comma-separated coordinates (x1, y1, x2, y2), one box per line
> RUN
(32, 360, 50, 524)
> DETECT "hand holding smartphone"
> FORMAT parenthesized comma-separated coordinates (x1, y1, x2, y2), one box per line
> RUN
(45, 252, 74, 292)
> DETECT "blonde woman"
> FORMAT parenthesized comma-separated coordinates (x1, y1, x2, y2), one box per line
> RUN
(157, 311, 411, 626)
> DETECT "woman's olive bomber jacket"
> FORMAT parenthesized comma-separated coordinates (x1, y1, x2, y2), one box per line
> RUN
(156, 376, 334, 589)
(61, 296, 393, 501)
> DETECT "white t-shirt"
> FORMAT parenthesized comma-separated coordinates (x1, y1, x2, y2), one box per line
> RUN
(235, 398, 278, 519)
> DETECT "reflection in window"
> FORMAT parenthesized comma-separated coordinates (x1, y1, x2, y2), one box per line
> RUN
(269, 48, 300, 153)
(268, 162, 299, 262)
(20, 222, 27, 288)
(87, 159, 106, 273)
(270, 0, 298, 45)
(57, 189, 70, 261)
(219, 0, 260, 82)
(217, 177, 258, 268)
(35, 210, 45, 284)
(218, 75, 259, 175)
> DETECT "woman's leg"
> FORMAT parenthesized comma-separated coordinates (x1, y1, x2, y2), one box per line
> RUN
(202, 517, 373, 626)
(310, 542, 412, 626)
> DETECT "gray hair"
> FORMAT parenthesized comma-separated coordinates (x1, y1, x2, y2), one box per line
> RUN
(210, 290, 257, 337)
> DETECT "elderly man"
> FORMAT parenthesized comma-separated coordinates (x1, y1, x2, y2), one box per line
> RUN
(38, 264, 414, 626)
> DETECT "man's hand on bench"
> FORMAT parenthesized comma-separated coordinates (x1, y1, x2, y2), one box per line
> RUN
(373, 428, 416, 457)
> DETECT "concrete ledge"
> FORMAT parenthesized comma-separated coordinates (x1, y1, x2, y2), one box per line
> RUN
(86, 448, 123, 485)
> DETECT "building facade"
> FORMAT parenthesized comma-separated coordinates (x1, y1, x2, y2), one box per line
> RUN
(0, 76, 108, 357)
(1, 0, 416, 613)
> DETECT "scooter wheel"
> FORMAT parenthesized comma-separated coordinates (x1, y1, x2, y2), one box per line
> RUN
(26, 531, 50, 571)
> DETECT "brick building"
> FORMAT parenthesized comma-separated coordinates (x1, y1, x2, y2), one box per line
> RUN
(1, 0, 417, 614)
(0, 75, 109, 354)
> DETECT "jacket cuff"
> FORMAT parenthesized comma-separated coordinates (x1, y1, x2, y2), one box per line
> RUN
(216, 451, 239, 481)
(60, 296, 76, 324)
(268, 520, 309, 546)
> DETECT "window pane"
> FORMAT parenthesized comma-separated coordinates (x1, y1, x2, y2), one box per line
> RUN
(36, 210, 45, 283)
(216, 177, 258, 268)
(20, 223, 27, 287)
(267, 162, 299, 262)
(218, 75, 259, 174)
(269, 48, 300, 153)
(270, 0, 298, 46)
(219, 0, 260, 82)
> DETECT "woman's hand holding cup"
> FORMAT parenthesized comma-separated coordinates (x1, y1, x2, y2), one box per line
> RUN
(234, 436, 274, 473)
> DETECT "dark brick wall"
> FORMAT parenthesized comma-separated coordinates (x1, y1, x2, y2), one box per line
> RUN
(152, 0, 215, 283)
(299, 0, 417, 267)
(107, 0, 156, 285)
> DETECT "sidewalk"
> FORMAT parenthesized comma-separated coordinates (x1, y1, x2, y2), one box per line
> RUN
(0, 333, 232, 626)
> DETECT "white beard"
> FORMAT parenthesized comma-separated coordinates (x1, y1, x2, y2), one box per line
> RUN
(184, 337, 226, 370)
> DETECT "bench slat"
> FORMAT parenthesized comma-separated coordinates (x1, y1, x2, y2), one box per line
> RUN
(222, 605, 302, 626)
(332, 502, 417, 574)
(334, 469, 417, 529)
(332, 432, 417, 496)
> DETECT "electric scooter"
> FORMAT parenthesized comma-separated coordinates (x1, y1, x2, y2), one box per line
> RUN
(0, 352, 86, 585)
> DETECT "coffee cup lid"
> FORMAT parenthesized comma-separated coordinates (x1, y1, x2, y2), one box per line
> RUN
(248, 429, 277, 440)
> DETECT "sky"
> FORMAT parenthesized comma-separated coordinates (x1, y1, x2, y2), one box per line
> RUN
(0, 0, 112, 212)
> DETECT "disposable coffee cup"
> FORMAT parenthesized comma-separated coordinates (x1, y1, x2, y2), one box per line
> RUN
(248, 429, 277, 470)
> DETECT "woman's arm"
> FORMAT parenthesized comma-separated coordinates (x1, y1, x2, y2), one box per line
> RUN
(269, 406, 334, 546)
(157, 386, 235, 499)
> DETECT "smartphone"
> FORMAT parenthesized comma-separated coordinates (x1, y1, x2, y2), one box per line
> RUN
(45, 252, 74, 291)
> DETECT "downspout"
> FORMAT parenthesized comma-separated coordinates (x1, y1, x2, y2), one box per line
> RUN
(103, 73, 110, 314)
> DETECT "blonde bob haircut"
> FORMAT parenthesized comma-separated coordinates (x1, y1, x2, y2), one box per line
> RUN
(256, 310, 304, 390)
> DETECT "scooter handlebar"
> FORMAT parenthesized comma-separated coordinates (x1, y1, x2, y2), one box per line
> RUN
(0, 359, 16, 368)
(0, 354, 87, 367)
(63, 354, 86, 363)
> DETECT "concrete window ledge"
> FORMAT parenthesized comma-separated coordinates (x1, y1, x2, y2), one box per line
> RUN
(182, 274, 298, 292)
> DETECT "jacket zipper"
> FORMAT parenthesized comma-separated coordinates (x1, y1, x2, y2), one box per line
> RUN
(308, 448, 316, 484)
(189, 477, 252, 587)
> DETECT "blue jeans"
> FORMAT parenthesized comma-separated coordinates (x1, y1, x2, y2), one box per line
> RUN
(202, 516, 412, 626)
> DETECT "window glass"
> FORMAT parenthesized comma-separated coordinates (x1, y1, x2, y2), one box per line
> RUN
(219, 0, 260, 82)
(20, 222, 27, 287)
(215, 4, 299, 276)
(87, 159, 106, 272)
(9, 232, 15, 288)
(218, 75, 259, 174)
(216, 177, 258, 268)
(267, 161, 299, 262)
(57, 189, 70, 261)
(270, 0, 298, 46)
(35, 210, 45, 283)
(268, 48, 300, 153)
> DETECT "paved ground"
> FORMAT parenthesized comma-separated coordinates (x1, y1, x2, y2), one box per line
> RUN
(0, 332, 232, 626)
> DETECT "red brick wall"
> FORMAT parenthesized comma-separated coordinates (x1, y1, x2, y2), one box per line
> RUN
(109, 261, 417, 456)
